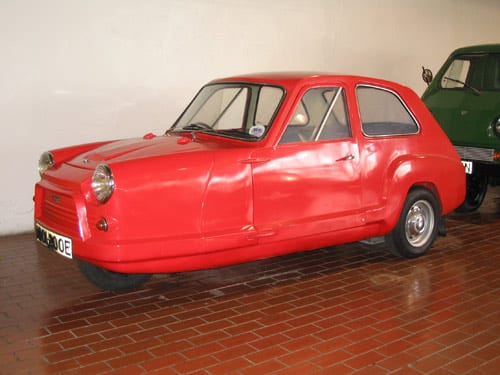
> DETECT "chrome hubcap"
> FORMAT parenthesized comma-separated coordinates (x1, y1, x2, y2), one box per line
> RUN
(405, 200, 434, 247)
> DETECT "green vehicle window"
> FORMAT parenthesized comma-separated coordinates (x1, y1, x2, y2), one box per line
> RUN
(441, 59, 470, 88)
(441, 54, 500, 91)
(488, 55, 500, 90)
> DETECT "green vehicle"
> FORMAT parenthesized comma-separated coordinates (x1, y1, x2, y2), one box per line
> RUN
(422, 44, 500, 212)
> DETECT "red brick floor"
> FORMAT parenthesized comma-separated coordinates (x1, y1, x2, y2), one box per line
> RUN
(1, 187, 499, 374)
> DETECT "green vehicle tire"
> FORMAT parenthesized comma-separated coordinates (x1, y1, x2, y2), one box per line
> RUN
(456, 174, 488, 213)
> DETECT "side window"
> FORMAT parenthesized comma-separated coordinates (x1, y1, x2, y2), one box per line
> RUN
(485, 54, 500, 90)
(280, 87, 351, 144)
(320, 90, 351, 141)
(495, 57, 500, 89)
(357, 86, 418, 136)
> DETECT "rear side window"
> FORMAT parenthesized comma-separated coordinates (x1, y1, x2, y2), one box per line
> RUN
(357, 86, 419, 136)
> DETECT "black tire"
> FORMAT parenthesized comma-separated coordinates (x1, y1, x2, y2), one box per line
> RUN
(385, 188, 439, 258)
(76, 260, 152, 291)
(455, 174, 488, 213)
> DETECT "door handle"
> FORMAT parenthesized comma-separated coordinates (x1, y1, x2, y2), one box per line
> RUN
(336, 154, 355, 161)
(239, 157, 270, 164)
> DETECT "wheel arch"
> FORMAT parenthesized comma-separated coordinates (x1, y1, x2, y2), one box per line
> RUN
(377, 154, 448, 233)
(377, 153, 463, 233)
(383, 182, 442, 235)
(408, 182, 443, 213)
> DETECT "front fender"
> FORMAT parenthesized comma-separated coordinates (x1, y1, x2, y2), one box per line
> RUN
(84, 152, 214, 250)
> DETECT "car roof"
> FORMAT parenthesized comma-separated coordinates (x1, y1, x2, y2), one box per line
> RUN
(451, 44, 500, 56)
(209, 72, 406, 90)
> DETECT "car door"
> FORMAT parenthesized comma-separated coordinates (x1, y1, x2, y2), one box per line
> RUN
(250, 86, 362, 242)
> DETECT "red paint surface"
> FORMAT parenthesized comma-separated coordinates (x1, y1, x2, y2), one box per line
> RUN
(34, 73, 465, 273)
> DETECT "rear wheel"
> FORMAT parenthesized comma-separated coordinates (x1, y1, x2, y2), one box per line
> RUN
(77, 260, 152, 291)
(386, 189, 439, 258)
(456, 173, 488, 213)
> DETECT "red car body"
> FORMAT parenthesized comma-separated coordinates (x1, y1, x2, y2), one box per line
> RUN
(34, 73, 465, 290)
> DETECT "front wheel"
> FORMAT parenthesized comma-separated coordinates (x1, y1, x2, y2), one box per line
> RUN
(385, 189, 439, 258)
(77, 260, 152, 291)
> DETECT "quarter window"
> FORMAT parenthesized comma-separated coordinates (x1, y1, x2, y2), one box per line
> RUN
(357, 86, 418, 136)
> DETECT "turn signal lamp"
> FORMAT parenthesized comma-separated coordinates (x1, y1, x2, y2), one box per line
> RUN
(494, 150, 500, 162)
(96, 218, 108, 232)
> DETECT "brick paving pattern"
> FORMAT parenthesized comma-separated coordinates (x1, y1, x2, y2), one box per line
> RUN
(1, 187, 499, 374)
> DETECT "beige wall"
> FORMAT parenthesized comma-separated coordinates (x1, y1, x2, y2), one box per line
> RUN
(1, 0, 499, 234)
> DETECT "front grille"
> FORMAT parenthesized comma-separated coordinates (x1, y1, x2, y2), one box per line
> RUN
(41, 190, 81, 237)
(454, 145, 494, 162)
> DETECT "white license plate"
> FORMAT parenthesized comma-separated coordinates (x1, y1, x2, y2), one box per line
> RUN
(462, 160, 473, 175)
(35, 222, 73, 259)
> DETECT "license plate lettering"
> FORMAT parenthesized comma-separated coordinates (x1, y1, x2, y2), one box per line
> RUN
(462, 160, 473, 175)
(36, 223, 73, 259)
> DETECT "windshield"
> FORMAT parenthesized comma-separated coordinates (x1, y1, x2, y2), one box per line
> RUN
(170, 83, 285, 141)
(440, 53, 500, 91)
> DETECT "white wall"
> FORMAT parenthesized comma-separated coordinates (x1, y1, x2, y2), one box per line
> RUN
(1, 0, 499, 235)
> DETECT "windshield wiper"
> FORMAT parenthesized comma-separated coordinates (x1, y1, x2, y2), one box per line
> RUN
(443, 76, 481, 95)
(182, 122, 213, 131)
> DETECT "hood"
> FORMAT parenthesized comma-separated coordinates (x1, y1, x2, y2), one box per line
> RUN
(67, 133, 227, 168)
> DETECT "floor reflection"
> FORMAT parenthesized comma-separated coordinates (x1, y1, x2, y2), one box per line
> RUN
(0, 187, 498, 373)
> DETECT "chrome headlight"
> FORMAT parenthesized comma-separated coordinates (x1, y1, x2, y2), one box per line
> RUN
(38, 151, 54, 176)
(92, 164, 115, 203)
(494, 117, 500, 137)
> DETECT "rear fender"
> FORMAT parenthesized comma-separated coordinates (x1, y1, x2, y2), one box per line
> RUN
(374, 154, 464, 233)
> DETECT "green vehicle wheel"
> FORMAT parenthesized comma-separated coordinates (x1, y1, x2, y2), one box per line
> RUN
(456, 174, 488, 213)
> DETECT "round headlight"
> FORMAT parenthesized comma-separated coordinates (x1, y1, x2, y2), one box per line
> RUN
(92, 164, 115, 203)
(494, 117, 500, 137)
(38, 151, 54, 176)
